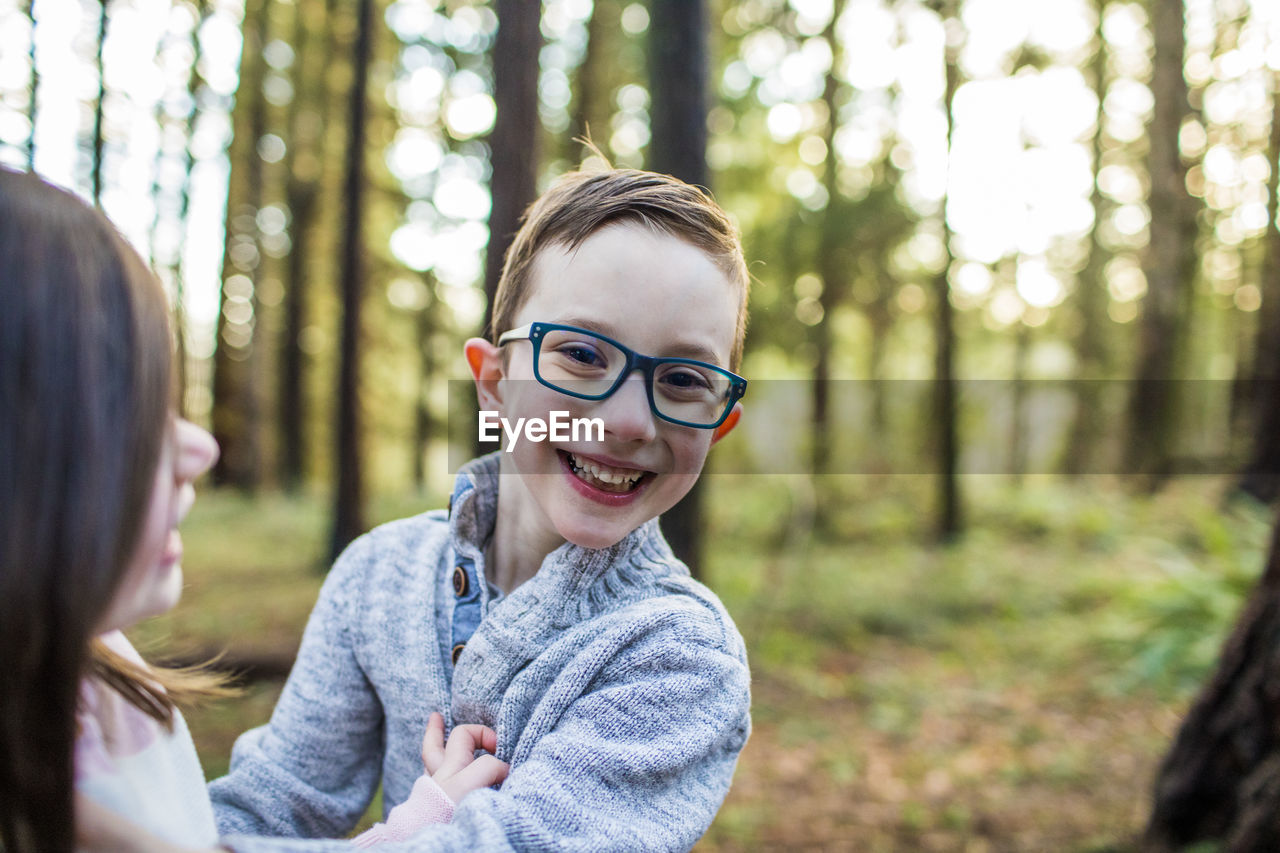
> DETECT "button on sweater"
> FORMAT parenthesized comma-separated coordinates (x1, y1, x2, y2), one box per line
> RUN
(209, 452, 752, 852)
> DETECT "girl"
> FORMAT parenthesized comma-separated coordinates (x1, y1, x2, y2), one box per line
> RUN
(0, 168, 504, 853)
(0, 165, 229, 853)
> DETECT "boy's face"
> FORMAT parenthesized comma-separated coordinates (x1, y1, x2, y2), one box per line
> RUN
(477, 221, 740, 551)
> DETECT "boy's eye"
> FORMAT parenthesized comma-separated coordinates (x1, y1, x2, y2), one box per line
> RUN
(657, 366, 716, 395)
(555, 343, 608, 369)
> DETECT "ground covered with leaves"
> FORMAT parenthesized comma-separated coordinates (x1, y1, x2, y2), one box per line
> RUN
(134, 476, 1274, 851)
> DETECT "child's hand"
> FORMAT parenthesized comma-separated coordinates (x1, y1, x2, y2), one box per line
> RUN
(421, 711, 509, 803)
(353, 713, 509, 846)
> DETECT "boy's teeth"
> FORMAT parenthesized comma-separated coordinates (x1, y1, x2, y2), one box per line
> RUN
(568, 453, 644, 487)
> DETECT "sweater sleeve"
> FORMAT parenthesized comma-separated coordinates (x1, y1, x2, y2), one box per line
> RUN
(218, 609, 752, 853)
(209, 534, 386, 840)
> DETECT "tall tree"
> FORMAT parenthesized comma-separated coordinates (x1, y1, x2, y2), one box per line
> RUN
(811, 0, 849, 480)
(807, 3, 913, 482)
(278, 0, 327, 493)
(412, 278, 436, 491)
(1235, 71, 1280, 503)
(25, 0, 37, 169)
(1010, 271, 1031, 483)
(148, 1, 210, 413)
(330, 0, 375, 561)
(927, 0, 963, 541)
(1126, 0, 1197, 484)
(210, 0, 269, 490)
(482, 0, 542, 338)
(648, 0, 710, 576)
(1145, 514, 1280, 850)
(90, 0, 109, 206)
(1065, 0, 1114, 476)
(864, 259, 896, 447)
(866, 18, 912, 447)
(568, 0, 618, 159)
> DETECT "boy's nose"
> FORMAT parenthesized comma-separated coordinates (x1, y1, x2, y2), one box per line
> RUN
(597, 372, 657, 443)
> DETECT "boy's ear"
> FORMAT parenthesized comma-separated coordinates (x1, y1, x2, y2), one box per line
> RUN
(709, 402, 742, 446)
(464, 337, 505, 411)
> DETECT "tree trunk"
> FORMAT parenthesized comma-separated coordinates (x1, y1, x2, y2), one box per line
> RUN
(931, 1, 962, 541)
(211, 0, 267, 490)
(147, 0, 210, 417)
(1144, 515, 1280, 851)
(812, 317, 832, 476)
(278, 0, 325, 493)
(329, 0, 374, 563)
(280, 188, 315, 493)
(1126, 0, 1196, 485)
(1065, 0, 1113, 477)
(413, 284, 434, 491)
(1011, 314, 1030, 483)
(867, 282, 892, 449)
(568, 0, 616, 160)
(648, 0, 710, 577)
(1236, 380, 1280, 504)
(25, 0, 37, 169)
(91, 0, 109, 207)
(1235, 72, 1280, 503)
(482, 0, 542, 339)
(811, 0, 848, 482)
(648, 0, 708, 185)
(173, 2, 208, 413)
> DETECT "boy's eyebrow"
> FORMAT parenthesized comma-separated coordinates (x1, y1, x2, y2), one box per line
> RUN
(557, 315, 726, 365)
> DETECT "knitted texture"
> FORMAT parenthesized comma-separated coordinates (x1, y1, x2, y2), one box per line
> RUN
(350, 774, 455, 848)
(209, 452, 752, 852)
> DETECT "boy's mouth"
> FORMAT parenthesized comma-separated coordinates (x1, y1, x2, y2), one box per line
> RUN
(562, 450, 651, 494)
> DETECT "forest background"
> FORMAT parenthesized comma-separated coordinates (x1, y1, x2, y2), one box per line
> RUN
(4, 0, 1280, 848)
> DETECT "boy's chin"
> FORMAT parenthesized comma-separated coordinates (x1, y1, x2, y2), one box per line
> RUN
(556, 523, 637, 552)
(552, 506, 670, 550)
(553, 486, 695, 551)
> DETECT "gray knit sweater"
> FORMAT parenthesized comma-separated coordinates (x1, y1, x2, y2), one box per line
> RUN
(209, 453, 751, 852)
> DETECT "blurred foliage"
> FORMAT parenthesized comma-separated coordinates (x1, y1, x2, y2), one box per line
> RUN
(706, 473, 1273, 698)
(6, 0, 1277, 502)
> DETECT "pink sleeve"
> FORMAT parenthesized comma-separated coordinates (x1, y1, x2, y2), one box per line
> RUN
(351, 774, 455, 848)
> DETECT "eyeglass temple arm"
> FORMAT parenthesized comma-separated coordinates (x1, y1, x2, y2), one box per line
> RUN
(496, 323, 535, 345)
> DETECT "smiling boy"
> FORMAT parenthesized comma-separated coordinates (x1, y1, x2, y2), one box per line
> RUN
(209, 169, 752, 852)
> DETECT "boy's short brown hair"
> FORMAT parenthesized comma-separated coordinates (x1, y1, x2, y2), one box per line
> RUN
(489, 169, 750, 372)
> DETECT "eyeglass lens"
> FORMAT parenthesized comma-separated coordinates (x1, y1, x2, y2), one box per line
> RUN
(535, 327, 733, 426)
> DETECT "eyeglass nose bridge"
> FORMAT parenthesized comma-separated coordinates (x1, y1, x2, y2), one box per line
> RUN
(605, 351, 665, 422)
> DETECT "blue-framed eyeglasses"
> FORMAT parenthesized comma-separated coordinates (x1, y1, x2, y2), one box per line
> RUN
(496, 322, 747, 429)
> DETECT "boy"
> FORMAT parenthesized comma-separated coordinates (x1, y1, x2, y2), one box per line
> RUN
(209, 168, 753, 851)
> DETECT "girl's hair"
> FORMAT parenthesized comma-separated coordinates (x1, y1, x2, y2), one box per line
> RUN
(0, 168, 230, 853)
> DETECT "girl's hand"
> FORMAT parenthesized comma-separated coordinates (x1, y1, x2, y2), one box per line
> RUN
(421, 711, 509, 803)
(352, 713, 510, 846)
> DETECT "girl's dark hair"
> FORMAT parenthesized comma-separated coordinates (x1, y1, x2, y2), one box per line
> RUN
(0, 168, 223, 853)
